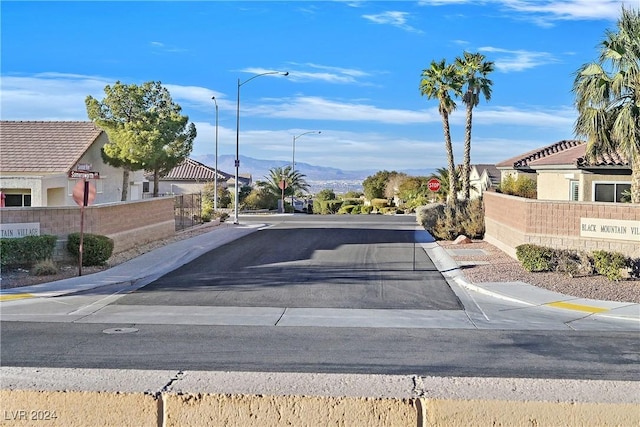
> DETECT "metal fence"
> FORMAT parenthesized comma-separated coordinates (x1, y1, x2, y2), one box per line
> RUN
(174, 193, 203, 231)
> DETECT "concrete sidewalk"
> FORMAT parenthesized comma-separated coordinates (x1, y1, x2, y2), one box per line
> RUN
(1, 222, 638, 325)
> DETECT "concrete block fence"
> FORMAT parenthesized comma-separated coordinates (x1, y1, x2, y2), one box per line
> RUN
(0, 198, 176, 261)
(483, 192, 640, 259)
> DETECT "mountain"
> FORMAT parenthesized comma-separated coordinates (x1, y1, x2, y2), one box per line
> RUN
(192, 154, 435, 194)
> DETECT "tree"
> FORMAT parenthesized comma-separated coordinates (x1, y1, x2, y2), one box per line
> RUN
(362, 170, 398, 201)
(455, 51, 494, 200)
(86, 81, 197, 200)
(420, 59, 462, 206)
(573, 7, 640, 203)
(256, 166, 310, 208)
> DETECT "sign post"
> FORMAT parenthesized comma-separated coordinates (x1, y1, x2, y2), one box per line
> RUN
(72, 178, 97, 276)
(279, 180, 288, 213)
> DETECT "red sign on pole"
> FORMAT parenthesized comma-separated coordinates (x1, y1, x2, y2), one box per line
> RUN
(428, 178, 441, 192)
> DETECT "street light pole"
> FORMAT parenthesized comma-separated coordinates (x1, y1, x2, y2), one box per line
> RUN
(235, 70, 289, 224)
(212, 96, 219, 211)
(291, 130, 321, 211)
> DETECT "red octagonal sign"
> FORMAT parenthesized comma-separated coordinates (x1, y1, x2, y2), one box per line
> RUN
(427, 178, 441, 192)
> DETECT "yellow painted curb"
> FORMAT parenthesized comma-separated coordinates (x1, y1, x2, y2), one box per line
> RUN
(547, 301, 609, 313)
(0, 293, 34, 302)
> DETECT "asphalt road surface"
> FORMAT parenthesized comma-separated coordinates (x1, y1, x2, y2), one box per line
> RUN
(1, 215, 638, 381)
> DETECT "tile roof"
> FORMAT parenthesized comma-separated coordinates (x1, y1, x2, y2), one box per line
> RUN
(496, 139, 630, 169)
(577, 150, 629, 168)
(0, 121, 103, 173)
(496, 140, 584, 168)
(159, 158, 231, 181)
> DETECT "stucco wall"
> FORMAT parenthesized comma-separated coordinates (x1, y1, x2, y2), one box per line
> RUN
(484, 191, 640, 258)
(0, 197, 175, 260)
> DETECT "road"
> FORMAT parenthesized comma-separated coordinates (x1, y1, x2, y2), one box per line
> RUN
(1, 215, 638, 381)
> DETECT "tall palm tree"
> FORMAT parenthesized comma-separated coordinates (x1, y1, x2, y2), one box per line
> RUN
(455, 52, 494, 200)
(573, 7, 640, 203)
(420, 59, 462, 206)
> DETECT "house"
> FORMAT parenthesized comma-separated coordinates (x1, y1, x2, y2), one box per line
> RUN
(496, 140, 631, 202)
(468, 164, 500, 199)
(145, 157, 243, 196)
(0, 121, 146, 206)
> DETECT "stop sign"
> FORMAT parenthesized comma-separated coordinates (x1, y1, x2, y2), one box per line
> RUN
(427, 178, 441, 192)
(72, 180, 96, 207)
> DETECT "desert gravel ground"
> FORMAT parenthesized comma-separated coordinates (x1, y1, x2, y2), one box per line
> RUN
(2, 220, 638, 304)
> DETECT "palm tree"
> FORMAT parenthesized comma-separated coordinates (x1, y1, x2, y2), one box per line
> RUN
(573, 7, 640, 203)
(420, 59, 462, 206)
(455, 52, 494, 200)
(258, 166, 310, 205)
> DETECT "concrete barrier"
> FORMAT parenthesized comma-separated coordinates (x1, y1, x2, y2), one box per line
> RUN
(1, 369, 638, 426)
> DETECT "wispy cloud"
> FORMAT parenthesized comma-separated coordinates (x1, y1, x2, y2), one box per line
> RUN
(478, 46, 558, 72)
(417, 0, 636, 25)
(285, 63, 374, 84)
(362, 11, 424, 33)
(0, 73, 575, 130)
(149, 41, 188, 54)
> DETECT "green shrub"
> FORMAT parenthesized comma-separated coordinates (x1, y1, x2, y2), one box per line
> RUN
(516, 244, 554, 272)
(313, 199, 343, 215)
(498, 175, 537, 199)
(338, 204, 355, 214)
(31, 259, 59, 276)
(361, 205, 373, 214)
(350, 205, 362, 214)
(592, 250, 627, 281)
(67, 233, 114, 266)
(0, 235, 57, 268)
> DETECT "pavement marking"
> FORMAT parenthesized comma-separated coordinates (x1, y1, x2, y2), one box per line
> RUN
(546, 301, 609, 313)
(0, 293, 34, 302)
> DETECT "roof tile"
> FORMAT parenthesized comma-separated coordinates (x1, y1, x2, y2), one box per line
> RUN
(0, 121, 102, 173)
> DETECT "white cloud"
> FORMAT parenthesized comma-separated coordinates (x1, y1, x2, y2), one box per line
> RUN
(362, 11, 424, 33)
(417, 0, 636, 24)
(478, 46, 558, 72)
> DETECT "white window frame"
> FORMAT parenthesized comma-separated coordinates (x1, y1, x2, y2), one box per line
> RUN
(570, 181, 579, 201)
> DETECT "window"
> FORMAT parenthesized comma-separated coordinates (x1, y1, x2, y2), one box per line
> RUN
(4, 194, 31, 207)
(570, 181, 579, 201)
(593, 182, 631, 203)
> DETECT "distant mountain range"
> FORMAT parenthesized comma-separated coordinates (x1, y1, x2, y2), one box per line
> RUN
(193, 154, 435, 193)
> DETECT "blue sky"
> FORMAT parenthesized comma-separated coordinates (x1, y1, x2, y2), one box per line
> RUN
(1, 0, 638, 174)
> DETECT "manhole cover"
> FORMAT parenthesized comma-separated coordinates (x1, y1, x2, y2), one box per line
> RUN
(103, 327, 139, 334)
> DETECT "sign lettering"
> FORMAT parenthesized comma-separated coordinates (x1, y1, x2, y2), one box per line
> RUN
(580, 218, 640, 242)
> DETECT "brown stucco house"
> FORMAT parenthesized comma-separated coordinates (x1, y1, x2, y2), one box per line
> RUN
(0, 121, 146, 206)
(496, 140, 631, 202)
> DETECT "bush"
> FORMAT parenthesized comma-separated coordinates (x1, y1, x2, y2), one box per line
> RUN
(516, 244, 554, 272)
(498, 175, 537, 199)
(457, 199, 485, 239)
(313, 199, 343, 214)
(0, 235, 57, 268)
(31, 259, 59, 276)
(67, 233, 114, 266)
(418, 200, 484, 240)
(592, 250, 627, 281)
(360, 205, 373, 214)
(416, 203, 445, 230)
(554, 250, 593, 278)
(338, 204, 355, 214)
(370, 198, 389, 211)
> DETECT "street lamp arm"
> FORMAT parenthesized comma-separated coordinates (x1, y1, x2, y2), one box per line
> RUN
(239, 71, 289, 87)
